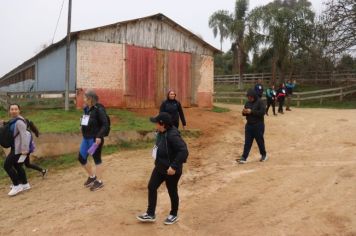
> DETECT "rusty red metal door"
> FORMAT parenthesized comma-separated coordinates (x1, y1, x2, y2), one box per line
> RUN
(126, 45, 157, 108)
(168, 52, 192, 107)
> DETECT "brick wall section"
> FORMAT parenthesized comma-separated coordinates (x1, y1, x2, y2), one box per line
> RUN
(76, 40, 125, 108)
(192, 55, 214, 108)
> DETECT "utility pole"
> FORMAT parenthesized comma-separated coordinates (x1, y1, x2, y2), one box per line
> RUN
(65, 0, 72, 111)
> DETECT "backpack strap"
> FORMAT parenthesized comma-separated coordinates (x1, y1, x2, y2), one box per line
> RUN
(9, 117, 27, 138)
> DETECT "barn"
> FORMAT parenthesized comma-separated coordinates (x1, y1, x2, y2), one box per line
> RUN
(0, 13, 219, 108)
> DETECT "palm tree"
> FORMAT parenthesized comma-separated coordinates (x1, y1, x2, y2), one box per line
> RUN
(209, 10, 230, 51)
(209, 0, 250, 89)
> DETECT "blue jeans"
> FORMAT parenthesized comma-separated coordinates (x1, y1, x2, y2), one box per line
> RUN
(242, 122, 267, 159)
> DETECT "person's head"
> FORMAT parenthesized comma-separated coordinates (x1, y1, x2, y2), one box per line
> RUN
(257, 79, 262, 84)
(150, 112, 173, 133)
(246, 89, 257, 102)
(8, 104, 21, 118)
(270, 84, 275, 89)
(84, 90, 99, 107)
(167, 90, 176, 100)
(287, 79, 291, 83)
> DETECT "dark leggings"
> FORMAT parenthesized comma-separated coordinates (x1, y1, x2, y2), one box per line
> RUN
(147, 167, 182, 216)
(24, 156, 43, 173)
(278, 99, 285, 113)
(266, 98, 276, 115)
(3, 148, 28, 185)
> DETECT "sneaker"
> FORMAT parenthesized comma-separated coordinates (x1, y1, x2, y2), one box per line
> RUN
(286, 108, 292, 111)
(84, 176, 96, 187)
(42, 169, 48, 178)
(21, 183, 31, 191)
(164, 215, 179, 225)
(8, 185, 23, 196)
(239, 158, 247, 164)
(90, 180, 104, 191)
(136, 213, 156, 223)
(9, 184, 13, 189)
(260, 155, 269, 162)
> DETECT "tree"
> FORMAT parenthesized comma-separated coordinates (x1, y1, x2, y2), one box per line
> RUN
(248, 0, 315, 83)
(209, 10, 230, 51)
(209, 0, 251, 88)
(323, 0, 356, 55)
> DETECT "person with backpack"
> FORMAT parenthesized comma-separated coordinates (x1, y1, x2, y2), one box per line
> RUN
(1, 104, 31, 196)
(266, 84, 277, 116)
(285, 79, 297, 111)
(160, 90, 186, 129)
(277, 83, 287, 114)
(137, 112, 188, 225)
(255, 79, 264, 98)
(78, 90, 109, 191)
(238, 89, 267, 164)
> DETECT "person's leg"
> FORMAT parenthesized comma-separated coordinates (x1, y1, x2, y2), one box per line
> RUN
(165, 170, 182, 216)
(242, 124, 254, 160)
(255, 123, 267, 157)
(281, 100, 285, 113)
(286, 95, 290, 110)
(272, 100, 276, 115)
(24, 155, 43, 173)
(4, 150, 20, 186)
(90, 139, 104, 191)
(147, 168, 165, 216)
(266, 100, 271, 115)
(14, 162, 28, 185)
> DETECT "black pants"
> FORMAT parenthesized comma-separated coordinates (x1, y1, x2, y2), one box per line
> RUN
(173, 120, 179, 129)
(266, 98, 276, 115)
(242, 123, 267, 160)
(278, 99, 285, 113)
(3, 148, 28, 185)
(147, 167, 182, 216)
(24, 155, 43, 173)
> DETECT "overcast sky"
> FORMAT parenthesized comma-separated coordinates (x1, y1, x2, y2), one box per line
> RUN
(0, 0, 325, 77)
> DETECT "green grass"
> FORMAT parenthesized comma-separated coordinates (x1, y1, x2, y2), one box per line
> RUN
(0, 140, 154, 183)
(0, 108, 154, 133)
(211, 106, 231, 113)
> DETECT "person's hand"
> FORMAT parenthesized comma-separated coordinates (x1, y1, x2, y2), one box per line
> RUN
(183, 125, 186, 130)
(21, 152, 28, 156)
(167, 167, 176, 176)
(95, 138, 102, 145)
(245, 109, 252, 114)
(293, 80, 297, 84)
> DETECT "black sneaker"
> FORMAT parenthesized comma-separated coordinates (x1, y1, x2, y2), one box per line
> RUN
(164, 215, 179, 225)
(90, 180, 104, 191)
(137, 213, 156, 223)
(260, 155, 269, 162)
(84, 176, 96, 187)
(42, 169, 48, 178)
(239, 158, 247, 164)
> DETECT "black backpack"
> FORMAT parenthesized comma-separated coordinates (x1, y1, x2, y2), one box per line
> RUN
(0, 118, 25, 148)
(96, 103, 111, 137)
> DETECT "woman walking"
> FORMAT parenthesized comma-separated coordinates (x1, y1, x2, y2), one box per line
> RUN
(137, 112, 189, 225)
(160, 90, 187, 129)
(78, 90, 109, 191)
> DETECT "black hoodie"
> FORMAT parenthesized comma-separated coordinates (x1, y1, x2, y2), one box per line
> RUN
(243, 89, 266, 124)
(160, 95, 186, 127)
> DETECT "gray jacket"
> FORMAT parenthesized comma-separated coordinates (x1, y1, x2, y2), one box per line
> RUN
(12, 116, 31, 155)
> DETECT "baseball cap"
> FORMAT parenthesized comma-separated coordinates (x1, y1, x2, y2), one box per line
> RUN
(149, 112, 172, 126)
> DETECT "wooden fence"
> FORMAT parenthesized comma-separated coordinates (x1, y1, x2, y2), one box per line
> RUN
(214, 71, 356, 86)
(214, 84, 356, 107)
(0, 91, 76, 110)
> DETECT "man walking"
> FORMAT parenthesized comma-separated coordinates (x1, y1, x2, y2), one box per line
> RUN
(285, 79, 296, 111)
(238, 89, 267, 164)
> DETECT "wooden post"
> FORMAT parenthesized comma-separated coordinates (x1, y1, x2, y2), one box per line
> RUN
(297, 94, 300, 107)
(320, 97, 323, 105)
(65, 0, 72, 111)
(340, 88, 343, 101)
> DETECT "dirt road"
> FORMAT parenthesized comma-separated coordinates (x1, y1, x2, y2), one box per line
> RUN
(0, 105, 355, 236)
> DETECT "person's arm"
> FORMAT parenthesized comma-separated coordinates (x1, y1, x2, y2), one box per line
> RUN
(96, 108, 109, 139)
(17, 120, 29, 154)
(177, 102, 186, 126)
(251, 100, 266, 117)
(159, 101, 166, 113)
(167, 133, 189, 171)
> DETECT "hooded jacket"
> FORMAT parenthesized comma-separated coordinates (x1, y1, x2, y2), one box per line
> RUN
(81, 103, 109, 139)
(159, 93, 186, 127)
(243, 89, 265, 125)
(155, 126, 189, 174)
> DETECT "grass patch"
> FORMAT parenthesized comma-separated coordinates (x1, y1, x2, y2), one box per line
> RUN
(211, 106, 231, 113)
(0, 108, 154, 133)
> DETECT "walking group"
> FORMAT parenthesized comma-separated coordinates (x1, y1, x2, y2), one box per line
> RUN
(237, 79, 296, 164)
(0, 89, 188, 226)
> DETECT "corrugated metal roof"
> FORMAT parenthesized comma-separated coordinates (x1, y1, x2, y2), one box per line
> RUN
(1, 13, 220, 81)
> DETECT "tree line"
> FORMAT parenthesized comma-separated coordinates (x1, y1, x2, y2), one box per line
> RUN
(209, 0, 356, 84)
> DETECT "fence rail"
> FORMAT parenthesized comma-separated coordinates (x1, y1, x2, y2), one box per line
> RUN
(214, 84, 356, 107)
(214, 71, 356, 86)
(0, 91, 76, 110)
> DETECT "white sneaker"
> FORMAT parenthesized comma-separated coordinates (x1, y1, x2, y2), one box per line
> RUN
(9, 184, 14, 189)
(21, 183, 31, 191)
(8, 185, 23, 196)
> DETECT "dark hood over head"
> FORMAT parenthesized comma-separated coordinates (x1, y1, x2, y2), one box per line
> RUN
(246, 88, 258, 100)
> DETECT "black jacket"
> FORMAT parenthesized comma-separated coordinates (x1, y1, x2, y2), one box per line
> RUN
(243, 89, 265, 125)
(160, 100, 186, 127)
(81, 104, 109, 139)
(255, 83, 264, 98)
(155, 127, 188, 173)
